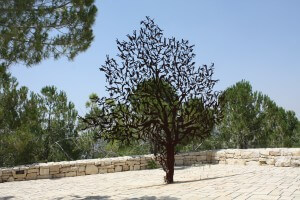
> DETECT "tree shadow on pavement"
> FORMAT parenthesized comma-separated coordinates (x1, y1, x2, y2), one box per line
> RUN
(174, 164, 219, 171)
(0, 196, 15, 200)
(54, 195, 111, 200)
(53, 195, 178, 200)
(130, 171, 255, 190)
(125, 196, 179, 200)
(174, 171, 255, 184)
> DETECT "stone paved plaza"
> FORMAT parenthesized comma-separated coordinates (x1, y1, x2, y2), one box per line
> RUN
(0, 165, 299, 200)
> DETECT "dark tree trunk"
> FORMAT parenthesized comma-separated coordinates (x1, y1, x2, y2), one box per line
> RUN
(165, 144, 175, 184)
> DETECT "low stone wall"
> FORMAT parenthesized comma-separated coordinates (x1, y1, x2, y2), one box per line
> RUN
(1, 148, 299, 183)
(175, 148, 300, 167)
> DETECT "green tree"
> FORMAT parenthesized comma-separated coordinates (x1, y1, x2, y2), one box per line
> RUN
(78, 93, 151, 159)
(0, 68, 43, 166)
(39, 86, 79, 162)
(0, 0, 97, 67)
(262, 98, 299, 147)
(0, 69, 85, 167)
(219, 80, 300, 149)
(294, 121, 300, 147)
(219, 80, 265, 149)
(82, 17, 222, 184)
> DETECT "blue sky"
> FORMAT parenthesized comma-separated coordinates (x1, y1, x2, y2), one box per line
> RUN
(9, 0, 300, 118)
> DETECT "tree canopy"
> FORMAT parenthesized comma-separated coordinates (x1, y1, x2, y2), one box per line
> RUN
(82, 17, 222, 183)
(0, 69, 80, 166)
(217, 80, 300, 149)
(0, 0, 97, 68)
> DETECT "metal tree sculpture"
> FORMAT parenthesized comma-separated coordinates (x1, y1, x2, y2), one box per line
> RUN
(83, 17, 222, 184)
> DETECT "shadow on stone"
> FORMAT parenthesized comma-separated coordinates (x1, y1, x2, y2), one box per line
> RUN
(127, 196, 179, 200)
(0, 196, 15, 200)
(174, 164, 219, 171)
(54, 195, 111, 200)
(174, 171, 255, 184)
(131, 171, 255, 190)
(81, 196, 111, 200)
(174, 166, 191, 170)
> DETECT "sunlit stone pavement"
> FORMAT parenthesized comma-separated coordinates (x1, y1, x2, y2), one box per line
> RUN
(0, 165, 299, 200)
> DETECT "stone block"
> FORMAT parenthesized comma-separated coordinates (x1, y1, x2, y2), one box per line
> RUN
(123, 165, 129, 171)
(2, 169, 12, 175)
(269, 149, 281, 156)
(115, 165, 122, 172)
(75, 160, 87, 166)
(104, 160, 112, 166)
(140, 160, 147, 164)
(7, 177, 14, 182)
(130, 165, 134, 171)
(60, 167, 71, 173)
(292, 149, 300, 156)
(206, 150, 213, 156)
(189, 152, 201, 156)
(281, 149, 293, 156)
(196, 156, 206, 161)
(185, 155, 196, 159)
(26, 173, 37, 180)
(275, 157, 291, 167)
(65, 171, 76, 177)
(234, 150, 241, 157)
(226, 153, 234, 158)
(175, 159, 184, 166)
(78, 166, 85, 172)
(40, 168, 49, 175)
(95, 160, 104, 166)
(37, 174, 51, 179)
(1, 175, 10, 181)
(113, 161, 126, 166)
(241, 151, 259, 159)
(291, 159, 300, 167)
(266, 159, 275, 165)
(12, 174, 26, 180)
(59, 161, 71, 167)
(140, 156, 146, 161)
(28, 168, 39, 174)
(70, 167, 78, 171)
(106, 165, 114, 169)
(53, 173, 65, 178)
(260, 149, 269, 156)
(215, 151, 226, 157)
(127, 156, 141, 161)
(99, 168, 108, 174)
(69, 161, 77, 166)
(225, 149, 235, 154)
(50, 170, 59, 175)
(134, 165, 140, 170)
(77, 172, 86, 176)
(49, 165, 60, 172)
(86, 165, 98, 175)
(12, 169, 27, 179)
(107, 168, 114, 173)
(126, 161, 140, 165)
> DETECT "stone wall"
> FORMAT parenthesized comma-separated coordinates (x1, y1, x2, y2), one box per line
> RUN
(1, 148, 299, 183)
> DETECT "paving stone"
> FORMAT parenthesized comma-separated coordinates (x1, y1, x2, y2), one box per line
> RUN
(0, 165, 299, 199)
